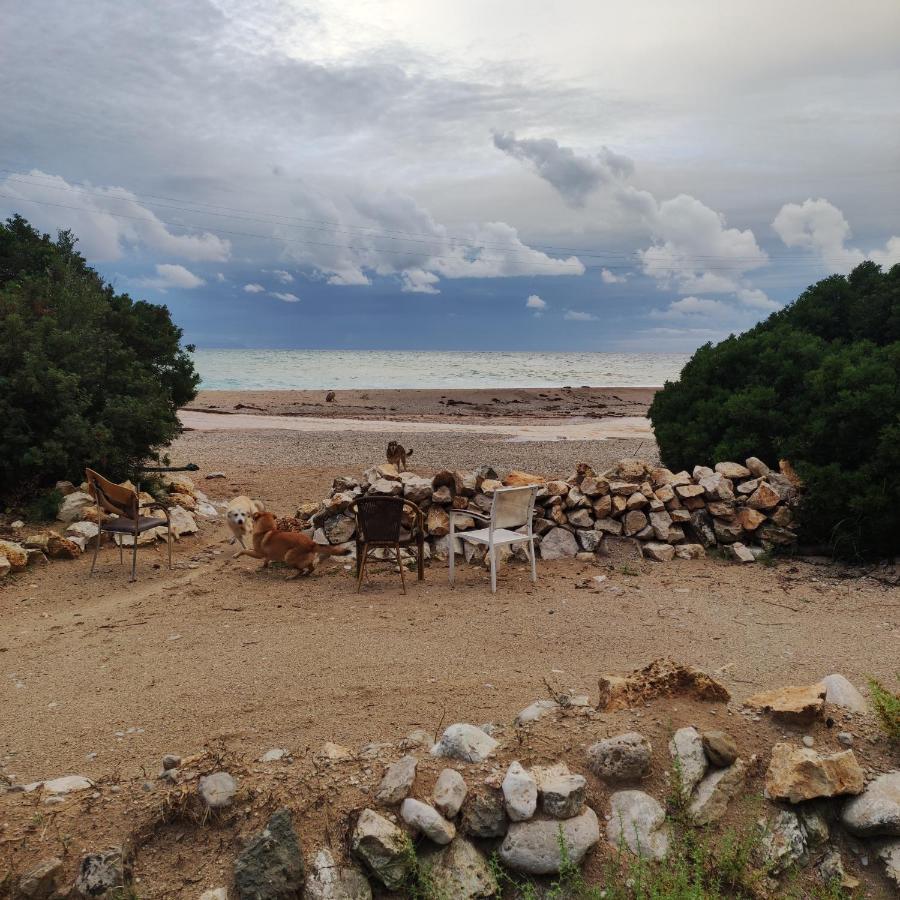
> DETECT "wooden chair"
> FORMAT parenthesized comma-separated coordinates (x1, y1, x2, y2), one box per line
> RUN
(350, 495, 424, 594)
(85, 468, 172, 582)
(449, 485, 539, 592)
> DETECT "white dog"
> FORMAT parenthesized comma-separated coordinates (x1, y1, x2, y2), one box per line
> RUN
(225, 496, 264, 552)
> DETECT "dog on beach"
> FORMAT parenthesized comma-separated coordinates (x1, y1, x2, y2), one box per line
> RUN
(386, 440, 413, 472)
(225, 495, 265, 550)
(235, 510, 351, 578)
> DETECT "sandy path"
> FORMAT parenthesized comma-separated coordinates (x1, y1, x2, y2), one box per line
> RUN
(179, 410, 653, 441)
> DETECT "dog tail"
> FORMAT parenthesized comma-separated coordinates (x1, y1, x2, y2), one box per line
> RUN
(251, 499, 266, 513)
(316, 543, 352, 557)
(407, 448, 413, 457)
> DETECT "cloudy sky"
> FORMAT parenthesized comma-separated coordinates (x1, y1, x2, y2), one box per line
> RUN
(3, 0, 899, 350)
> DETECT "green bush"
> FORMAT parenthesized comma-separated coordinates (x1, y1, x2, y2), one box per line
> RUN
(0, 215, 199, 503)
(649, 262, 900, 558)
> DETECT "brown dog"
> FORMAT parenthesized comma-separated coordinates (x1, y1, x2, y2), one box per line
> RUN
(235, 511, 350, 578)
(386, 440, 413, 472)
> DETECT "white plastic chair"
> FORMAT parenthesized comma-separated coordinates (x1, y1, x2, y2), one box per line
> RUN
(448, 484, 539, 592)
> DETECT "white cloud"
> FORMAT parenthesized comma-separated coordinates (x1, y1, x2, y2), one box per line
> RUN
(0, 170, 230, 263)
(215, 272, 227, 283)
(564, 309, 598, 321)
(270, 269, 294, 284)
(772, 198, 900, 271)
(736, 287, 780, 311)
(400, 268, 440, 294)
(650, 296, 729, 319)
(243, 283, 265, 293)
(138, 263, 205, 291)
(270, 291, 300, 302)
(600, 268, 626, 284)
(525, 294, 547, 309)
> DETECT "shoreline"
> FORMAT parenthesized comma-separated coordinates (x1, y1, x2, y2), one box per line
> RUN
(185, 385, 659, 425)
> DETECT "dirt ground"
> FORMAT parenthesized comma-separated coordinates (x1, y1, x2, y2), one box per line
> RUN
(1, 417, 898, 896)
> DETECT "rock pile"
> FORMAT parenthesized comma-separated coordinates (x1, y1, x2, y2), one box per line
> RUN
(299, 455, 800, 566)
(0, 474, 215, 578)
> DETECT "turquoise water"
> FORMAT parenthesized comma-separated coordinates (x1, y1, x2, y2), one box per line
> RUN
(191, 349, 689, 390)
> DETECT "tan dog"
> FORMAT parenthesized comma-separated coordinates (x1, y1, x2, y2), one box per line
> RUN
(386, 440, 413, 472)
(235, 511, 350, 578)
(226, 495, 264, 551)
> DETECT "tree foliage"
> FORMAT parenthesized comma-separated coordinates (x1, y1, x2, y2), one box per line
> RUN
(649, 262, 900, 558)
(0, 215, 199, 502)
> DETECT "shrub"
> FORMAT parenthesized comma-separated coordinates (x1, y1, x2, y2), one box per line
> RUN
(868, 675, 900, 746)
(0, 216, 199, 504)
(649, 262, 900, 558)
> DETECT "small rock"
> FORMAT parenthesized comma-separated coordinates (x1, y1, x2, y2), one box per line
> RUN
(199, 891, 229, 900)
(642, 541, 674, 562)
(606, 791, 668, 860)
(431, 724, 498, 763)
(43, 775, 93, 796)
(802, 735, 815, 748)
(818, 848, 859, 891)
(745, 456, 771, 477)
(461, 789, 508, 838)
(259, 748, 289, 763)
(375, 755, 418, 804)
(419, 837, 495, 900)
(689, 759, 746, 824)
(538, 768, 586, 820)
(502, 761, 538, 822)
(841, 771, 900, 836)
(730, 542, 755, 563)
(199, 771, 237, 809)
(74, 848, 128, 898)
(351, 809, 413, 890)
(401, 798, 456, 845)
(304, 849, 372, 900)
(162, 753, 182, 771)
(539, 527, 579, 560)
(764, 744, 864, 803)
(515, 699, 559, 725)
(821, 673, 868, 714)
(587, 732, 652, 781)
(17, 857, 62, 899)
(500, 807, 600, 875)
(433, 768, 467, 819)
(745, 682, 826, 726)
(205, 472, 227, 479)
(701, 731, 738, 768)
(874, 839, 900, 889)
(763, 809, 811, 875)
(669, 727, 707, 795)
(234, 808, 304, 900)
(837, 732, 854, 748)
(56, 491, 94, 524)
(320, 742, 352, 761)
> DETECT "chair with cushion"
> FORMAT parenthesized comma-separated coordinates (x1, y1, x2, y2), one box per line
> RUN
(449, 484, 539, 592)
(350, 495, 425, 594)
(85, 468, 172, 582)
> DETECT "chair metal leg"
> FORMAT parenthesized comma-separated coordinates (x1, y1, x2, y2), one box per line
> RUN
(90, 527, 102, 575)
(119, 539, 124, 564)
(167, 523, 173, 569)
(417, 536, 424, 581)
(489, 544, 497, 593)
(529, 538, 537, 583)
(397, 544, 406, 595)
(448, 535, 455, 585)
(356, 545, 368, 593)
(130, 530, 138, 582)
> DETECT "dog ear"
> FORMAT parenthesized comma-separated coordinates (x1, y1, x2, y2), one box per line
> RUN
(251, 510, 264, 520)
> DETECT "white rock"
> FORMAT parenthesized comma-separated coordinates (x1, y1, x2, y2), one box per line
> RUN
(606, 790, 668, 860)
(375, 755, 418, 804)
(169, 505, 198, 537)
(304, 849, 372, 900)
(821, 673, 868, 714)
(351, 809, 412, 890)
(400, 798, 456, 845)
(841, 771, 900, 836)
(43, 775, 93, 796)
(515, 699, 558, 725)
(502, 762, 538, 822)
(198, 771, 236, 809)
(668, 727, 707, 795)
(199, 890, 228, 900)
(259, 749, 289, 763)
(433, 769, 467, 819)
(431, 724, 498, 763)
(56, 491, 94, 524)
(539, 527, 578, 560)
(65, 521, 99, 541)
(500, 807, 600, 875)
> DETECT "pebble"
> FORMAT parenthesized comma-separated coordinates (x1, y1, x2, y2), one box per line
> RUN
(198, 771, 237, 809)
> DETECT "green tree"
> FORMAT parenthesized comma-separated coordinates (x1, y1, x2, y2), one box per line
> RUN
(0, 215, 199, 502)
(649, 261, 900, 558)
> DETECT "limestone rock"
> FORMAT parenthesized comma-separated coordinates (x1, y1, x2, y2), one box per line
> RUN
(304, 849, 372, 900)
(43, 775, 93, 796)
(674, 543, 706, 559)
(351, 809, 413, 890)
(0, 539, 28, 572)
(747, 481, 780, 510)
(323, 514, 355, 544)
(199, 772, 237, 809)
(669, 727, 707, 795)
(587, 732, 651, 781)
(821, 673, 868, 714)
(874, 839, 900, 889)
(689, 759, 746, 824)
(729, 542, 755, 563)
(433, 768, 467, 819)
(426, 506, 450, 537)
(504, 470, 544, 487)
(745, 456, 770, 477)
(57, 491, 94, 524)
(461, 789, 508, 838)
(537, 768, 586, 819)
(841, 772, 900, 836)
(169, 505, 198, 537)
(17, 857, 62, 899)
(500, 807, 600, 875)
(402, 476, 433, 504)
(515, 699, 559, 725)
(713, 519, 743, 544)
(623, 510, 648, 536)
(74, 848, 128, 897)
(765, 744, 864, 803)
(567, 508, 593, 529)
(234, 808, 304, 900)
(594, 517, 622, 535)
(539, 527, 578, 560)
(701, 731, 738, 768)
(745, 682, 826, 726)
(401, 798, 456, 845)
(736, 507, 766, 531)
(421, 837, 496, 899)
(431, 724, 498, 763)
(502, 761, 538, 822)
(715, 462, 751, 479)
(606, 791, 668, 860)
(818, 848, 859, 892)
(597, 658, 730, 711)
(642, 541, 674, 562)
(763, 809, 812, 875)
(375, 755, 417, 804)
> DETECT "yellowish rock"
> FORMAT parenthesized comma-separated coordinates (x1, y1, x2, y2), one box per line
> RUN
(764, 743, 864, 803)
(745, 682, 826, 725)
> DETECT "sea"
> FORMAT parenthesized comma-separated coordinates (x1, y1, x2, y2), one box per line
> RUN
(191, 349, 689, 391)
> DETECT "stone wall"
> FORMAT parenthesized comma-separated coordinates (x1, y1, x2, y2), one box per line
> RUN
(299, 455, 801, 565)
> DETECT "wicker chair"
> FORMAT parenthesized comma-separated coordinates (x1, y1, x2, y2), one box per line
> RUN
(85, 468, 172, 582)
(350, 495, 424, 594)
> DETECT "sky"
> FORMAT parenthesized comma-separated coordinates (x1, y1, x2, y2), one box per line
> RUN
(2, 0, 899, 351)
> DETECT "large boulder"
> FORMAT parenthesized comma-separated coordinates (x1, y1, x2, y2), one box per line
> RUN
(351, 809, 413, 890)
(233, 809, 304, 900)
(841, 772, 900, 837)
(431, 724, 498, 763)
(587, 732, 651, 781)
(499, 807, 600, 875)
(539, 527, 578, 560)
(57, 491, 94, 524)
(606, 791, 668, 860)
(764, 744, 864, 803)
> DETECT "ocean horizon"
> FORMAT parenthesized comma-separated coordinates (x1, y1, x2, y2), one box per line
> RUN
(191, 349, 689, 391)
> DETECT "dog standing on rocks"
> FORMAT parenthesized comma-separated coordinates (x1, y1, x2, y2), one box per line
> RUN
(386, 441, 413, 472)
